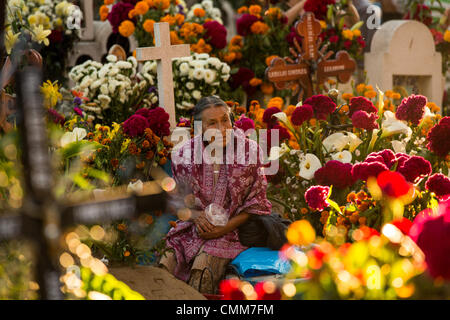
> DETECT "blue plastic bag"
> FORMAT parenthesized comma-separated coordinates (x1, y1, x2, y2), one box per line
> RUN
(230, 247, 292, 278)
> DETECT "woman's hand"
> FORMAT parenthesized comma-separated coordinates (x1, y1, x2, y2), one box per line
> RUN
(193, 213, 215, 234)
(198, 226, 227, 240)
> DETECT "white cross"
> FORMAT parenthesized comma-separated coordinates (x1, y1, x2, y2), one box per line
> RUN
(135, 22, 190, 129)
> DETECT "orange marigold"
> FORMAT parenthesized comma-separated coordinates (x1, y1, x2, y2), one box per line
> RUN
(265, 55, 279, 66)
(268, 97, 284, 109)
(285, 105, 296, 117)
(104, 0, 114, 4)
(153, 0, 170, 10)
(136, 161, 146, 169)
(237, 6, 248, 14)
(250, 21, 269, 34)
(118, 20, 135, 37)
(170, 31, 183, 45)
(143, 19, 155, 33)
(356, 83, 365, 93)
(392, 92, 401, 99)
(260, 82, 274, 95)
(135, 1, 149, 15)
(161, 14, 177, 26)
(124, 251, 131, 257)
(230, 35, 243, 47)
(364, 90, 376, 99)
(223, 52, 236, 63)
(191, 38, 212, 53)
(248, 4, 262, 16)
(99, 5, 109, 21)
(194, 8, 206, 17)
(175, 13, 185, 25)
(249, 77, 262, 87)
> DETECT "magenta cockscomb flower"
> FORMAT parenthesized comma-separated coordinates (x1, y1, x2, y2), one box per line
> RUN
(395, 94, 427, 126)
(305, 185, 330, 211)
(351, 110, 379, 130)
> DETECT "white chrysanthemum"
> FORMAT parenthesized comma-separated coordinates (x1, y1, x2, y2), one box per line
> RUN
(90, 79, 103, 89)
(108, 67, 119, 76)
(207, 57, 221, 69)
(193, 68, 205, 80)
(195, 53, 209, 60)
(192, 90, 202, 100)
(106, 55, 117, 63)
(186, 82, 195, 90)
(202, 0, 213, 10)
(221, 64, 230, 74)
(299, 153, 322, 180)
(98, 94, 111, 104)
(211, 8, 221, 19)
(204, 69, 216, 84)
(79, 76, 93, 88)
(100, 84, 109, 95)
(127, 56, 137, 68)
(179, 62, 190, 75)
(116, 61, 132, 69)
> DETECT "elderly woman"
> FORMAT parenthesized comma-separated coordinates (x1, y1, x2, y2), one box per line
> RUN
(159, 96, 272, 294)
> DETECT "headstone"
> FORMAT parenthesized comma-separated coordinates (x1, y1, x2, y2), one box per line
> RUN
(136, 22, 191, 129)
(79, 0, 94, 41)
(365, 20, 444, 107)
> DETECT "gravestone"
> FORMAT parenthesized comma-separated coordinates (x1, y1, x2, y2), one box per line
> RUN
(364, 20, 444, 107)
(79, 0, 94, 41)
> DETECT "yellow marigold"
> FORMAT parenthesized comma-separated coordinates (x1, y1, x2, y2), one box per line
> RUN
(143, 19, 155, 33)
(161, 14, 177, 26)
(268, 97, 284, 109)
(191, 38, 212, 53)
(175, 13, 185, 25)
(170, 31, 183, 44)
(265, 55, 279, 66)
(427, 102, 440, 113)
(99, 5, 109, 21)
(285, 105, 296, 117)
(353, 29, 361, 37)
(319, 20, 327, 29)
(365, 84, 374, 91)
(342, 29, 354, 40)
(392, 92, 401, 100)
(356, 83, 365, 93)
(104, 0, 114, 4)
(261, 82, 274, 95)
(342, 92, 353, 101)
(385, 90, 394, 98)
(118, 20, 135, 37)
(194, 8, 206, 17)
(237, 6, 248, 14)
(230, 35, 243, 47)
(251, 21, 269, 34)
(364, 90, 376, 99)
(153, 0, 170, 10)
(249, 4, 261, 16)
(135, 1, 149, 15)
(249, 77, 262, 87)
(339, 104, 349, 114)
(145, 0, 154, 6)
(265, 7, 281, 18)
(444, 30, 450, 42)
(128, 9, 136, 19)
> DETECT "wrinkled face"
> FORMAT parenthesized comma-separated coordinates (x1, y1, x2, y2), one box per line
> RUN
(201, 105, 232, 147)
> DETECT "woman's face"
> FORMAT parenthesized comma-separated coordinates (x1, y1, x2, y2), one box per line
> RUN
(201, 105, 232, 147)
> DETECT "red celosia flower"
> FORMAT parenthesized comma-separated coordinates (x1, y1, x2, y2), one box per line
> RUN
(377, 171, 412, 198)
(219, 279, 245, 300)
(47, 108, 65, 126)
(262, 107, 282, 126)
(329, 35, 339, 43)
(304, 0, 336, 20)
(291, 104, 313, 126)
(235, 116, 255, 132)
(367, 149, 396, 168)
(349, 96, 377, 116)
(314, 160, 354, 189)
(391, 217, 413, 235)
(395, 94, 427, 126)
(409, 200, 450, 280)
(204, 20, 227, 49)
(303, 94, 336, 120)
(254, 282, 281, 300)
(107, 2, 135, 33)
(305, 185, 330, 211)
(427, 116, 450, 157)
(230, 67, 256, 95)
(286, 26, 302, 46)
(352, 161, 388, 182)
(123, 114, 149, 137)
(237, 13, 261, 36)
(397, 155, 432, 184)
(147, 107, 170, 137)
(425, 173, 450, 199)
(394, 152, 411, 168)
(352, 110, 379, 130)
(403, 4, 433, 26)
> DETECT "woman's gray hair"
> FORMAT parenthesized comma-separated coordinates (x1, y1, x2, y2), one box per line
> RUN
(192, 96, 231, 122)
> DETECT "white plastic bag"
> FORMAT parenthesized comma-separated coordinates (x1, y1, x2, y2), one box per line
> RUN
(205, 203, 228, 226)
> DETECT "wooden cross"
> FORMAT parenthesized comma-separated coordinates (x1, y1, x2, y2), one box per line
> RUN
(265, 12, 356, 100)
(135, 22, 190, 129)
(0, 66, 168, 299)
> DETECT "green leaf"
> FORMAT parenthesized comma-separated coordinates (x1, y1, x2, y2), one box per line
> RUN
(351, 21, 364, 31)
(60, 140, 103, 161)
(338, 17, 345, 30)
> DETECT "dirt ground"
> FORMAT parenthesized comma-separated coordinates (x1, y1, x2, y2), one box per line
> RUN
(108, 265, 206, 300)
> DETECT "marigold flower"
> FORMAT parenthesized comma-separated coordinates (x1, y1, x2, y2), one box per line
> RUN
(356, 83, 365, 93)
(104, 0, 114, 4)
(237, 6, 248, 14)
(260, 82, 274, 95)
(143, 19, 155, 33)
(444, 30, 450, 42)
(153, 0, 170, 10)
(249, 4, 262, 16)
(342, 29, 354, 40)
(118, 20, 135, 37)
(319, 20, 327, 29)
(161, 14, 177, 26)
(342, 93, 353, 101)
(194, 7, 206, 17)
(170, 31, 183, 44)
(265, 55, 278, 67)
(124, 251, 131, 257)
(135, 1, 149, 15)
(392, 92, 401, 99)
(117, 223, 127, 231)
(347, 192, 357, 203)
(99, 5, 109, 21)
(249, 77, 262, 87)
(427, 102, 440, 113)
(352, 29, 361, 37)
(364, 90, 377, 99)
(230, 35, 243, 47)
(250, 21, 269, 34)
(175, 13, 185, 25)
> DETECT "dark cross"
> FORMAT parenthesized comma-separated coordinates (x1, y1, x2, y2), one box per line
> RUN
(0, 65, 168, 299)
(265, 12, 357, 100)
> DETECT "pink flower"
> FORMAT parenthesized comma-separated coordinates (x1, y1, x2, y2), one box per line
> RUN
(395, 94, 427, 126)
(351, 110, 379, 130)
(352, 161, 389, 182)
(425, 174, 450, 199)
(303, 94, 336, 120)
(314, 160, 354, 189)
(409, 200, 450, 280)
(305, 185, 330, 211)
(349, 96, 377, 116)
(367, 149, 396, 168)
(235, 116, 255, 132)
(427, 116, 450, 157)
(123, 114, 149, 137)
(147, 107, 170, 137)
(291, 104, 313, 126)
(262, 107, 282, 126)
(47, 108, 65, 126)
(377, 171, 412, 198)
(397, 155, 432, 184)
(204, 21, 227, 49)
